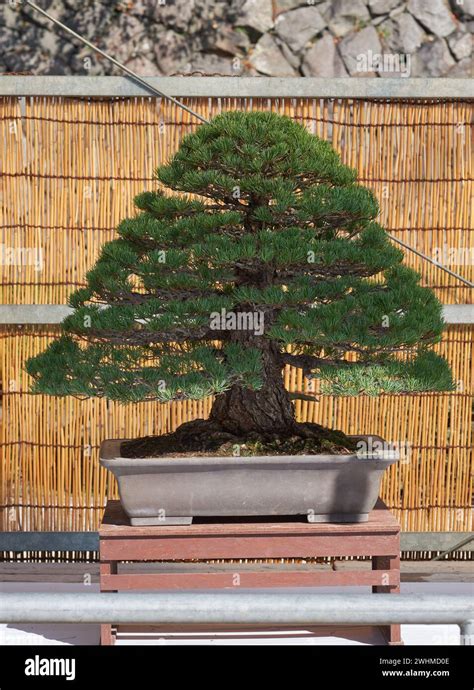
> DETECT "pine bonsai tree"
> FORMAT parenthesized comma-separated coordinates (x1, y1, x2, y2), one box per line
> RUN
(26, 111, 454, 457)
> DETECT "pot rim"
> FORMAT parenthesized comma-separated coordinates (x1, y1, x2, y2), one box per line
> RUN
(100, 438, 400, 467)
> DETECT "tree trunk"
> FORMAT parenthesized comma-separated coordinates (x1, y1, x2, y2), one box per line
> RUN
(209, 340, 296, 435)
(121, 337, 357, 457)
(121, 336, 355, 458)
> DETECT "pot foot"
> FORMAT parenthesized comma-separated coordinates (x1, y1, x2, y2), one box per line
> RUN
(307, 513, 369, 523)
(129, 516, 193, 526)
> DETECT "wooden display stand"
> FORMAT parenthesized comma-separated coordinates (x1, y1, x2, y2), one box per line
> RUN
(99, 498, 402, 646)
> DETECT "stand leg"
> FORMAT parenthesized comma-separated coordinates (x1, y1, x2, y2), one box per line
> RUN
(100, 624, 116, 645)
(372, 554, 403, 645)
(100, 560, 118, 646)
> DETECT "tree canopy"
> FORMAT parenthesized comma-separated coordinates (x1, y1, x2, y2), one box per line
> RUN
(26, 110, 453, 406)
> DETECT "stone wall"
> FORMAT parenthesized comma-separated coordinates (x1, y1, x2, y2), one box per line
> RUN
(0, 0, 472, 78)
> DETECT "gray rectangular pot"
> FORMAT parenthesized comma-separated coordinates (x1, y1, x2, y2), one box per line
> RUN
(100, 437, 398, 525)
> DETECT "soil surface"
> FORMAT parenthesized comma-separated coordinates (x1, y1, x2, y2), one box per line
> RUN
(120, 419, 359, 458)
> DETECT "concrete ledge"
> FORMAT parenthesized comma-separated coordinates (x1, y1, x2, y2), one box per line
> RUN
(1, 531, 472, 553)
(442, 305, 474, 324)
(0, 76, 472, 99)
(401, 532, 474, 553)
(0, 531, 99, 552)
(1, 560, 473, 583)
(0, 304, 72, 324)
(0, 304, 471, 325)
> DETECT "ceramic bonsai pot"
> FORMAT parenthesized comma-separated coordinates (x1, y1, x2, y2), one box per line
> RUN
(100, 437, 398, 525)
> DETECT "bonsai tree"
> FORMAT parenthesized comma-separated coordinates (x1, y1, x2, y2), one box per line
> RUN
(26, 111, 453, 457)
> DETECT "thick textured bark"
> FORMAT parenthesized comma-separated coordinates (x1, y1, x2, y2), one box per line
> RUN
(209, 340, 296, 435)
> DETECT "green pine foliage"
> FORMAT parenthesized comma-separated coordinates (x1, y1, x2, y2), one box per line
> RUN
(26, 111, 454, 402)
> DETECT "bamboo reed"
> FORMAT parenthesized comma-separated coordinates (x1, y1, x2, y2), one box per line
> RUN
(0, 96, 472, 536)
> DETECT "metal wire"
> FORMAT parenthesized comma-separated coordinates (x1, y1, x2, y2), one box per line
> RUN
(387, 235, 474, 287)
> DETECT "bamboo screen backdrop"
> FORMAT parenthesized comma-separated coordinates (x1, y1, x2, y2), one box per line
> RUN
(0, 96, 472, 538)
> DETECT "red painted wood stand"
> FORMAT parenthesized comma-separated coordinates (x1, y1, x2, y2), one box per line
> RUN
(99, 498, 402, 645)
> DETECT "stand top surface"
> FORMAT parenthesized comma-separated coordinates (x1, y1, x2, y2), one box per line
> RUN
(99, 499, 400, 538)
